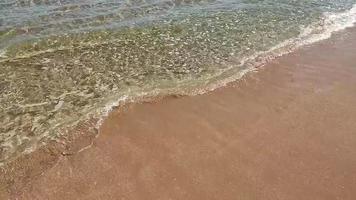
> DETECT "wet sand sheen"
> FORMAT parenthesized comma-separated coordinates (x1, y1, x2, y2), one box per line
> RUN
(2, 27, 356, 199)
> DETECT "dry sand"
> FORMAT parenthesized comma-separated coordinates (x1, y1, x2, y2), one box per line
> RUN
(2, 27, 356, 200)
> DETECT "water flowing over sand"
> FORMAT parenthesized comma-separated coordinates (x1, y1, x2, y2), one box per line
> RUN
(1, 0, 356, 164)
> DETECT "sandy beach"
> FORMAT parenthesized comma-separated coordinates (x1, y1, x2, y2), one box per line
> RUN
(2, 26, 356, 199)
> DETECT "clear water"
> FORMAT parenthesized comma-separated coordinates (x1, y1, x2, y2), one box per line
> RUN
(1, 0, 356, 164)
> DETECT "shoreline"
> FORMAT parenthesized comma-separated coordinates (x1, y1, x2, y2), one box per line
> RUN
(2, 26, 356, 199)
(1, 5, 356, 165)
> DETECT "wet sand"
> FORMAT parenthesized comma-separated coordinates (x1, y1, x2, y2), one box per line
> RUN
(2, 27, 356, 199)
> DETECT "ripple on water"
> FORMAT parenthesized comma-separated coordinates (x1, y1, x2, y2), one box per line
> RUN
(0, 0, 356, 164)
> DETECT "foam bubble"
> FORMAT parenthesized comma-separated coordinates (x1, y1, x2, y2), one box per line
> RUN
(299, 4, 356, 46)
(180, 4, 356, 98)
(1, 3, 356, 166)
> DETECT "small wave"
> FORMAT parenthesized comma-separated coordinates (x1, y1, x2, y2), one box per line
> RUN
(91, 3, 356, 141)
(1, 3, 356, 166)
(298, 4, 356, 46)
(199, 3, 356, 92)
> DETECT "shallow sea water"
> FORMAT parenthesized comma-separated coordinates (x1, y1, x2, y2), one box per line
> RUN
(1, 0, 356, 164)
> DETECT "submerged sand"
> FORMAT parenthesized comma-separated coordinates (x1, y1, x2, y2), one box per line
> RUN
(2, 27, 356, 199)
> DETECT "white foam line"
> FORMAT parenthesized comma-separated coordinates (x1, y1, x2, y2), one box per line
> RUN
(2, 4, 356, 166)
(93, 4, 356, 130)
(299, 4, 356, 46)
(199, 4, 356, 94)
(94, 95, 130, 130)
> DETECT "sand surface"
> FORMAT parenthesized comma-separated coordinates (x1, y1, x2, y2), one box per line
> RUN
(2, 27, 356, 200)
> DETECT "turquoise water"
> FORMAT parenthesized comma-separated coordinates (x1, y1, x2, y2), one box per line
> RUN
(1, 0, 356, 164)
